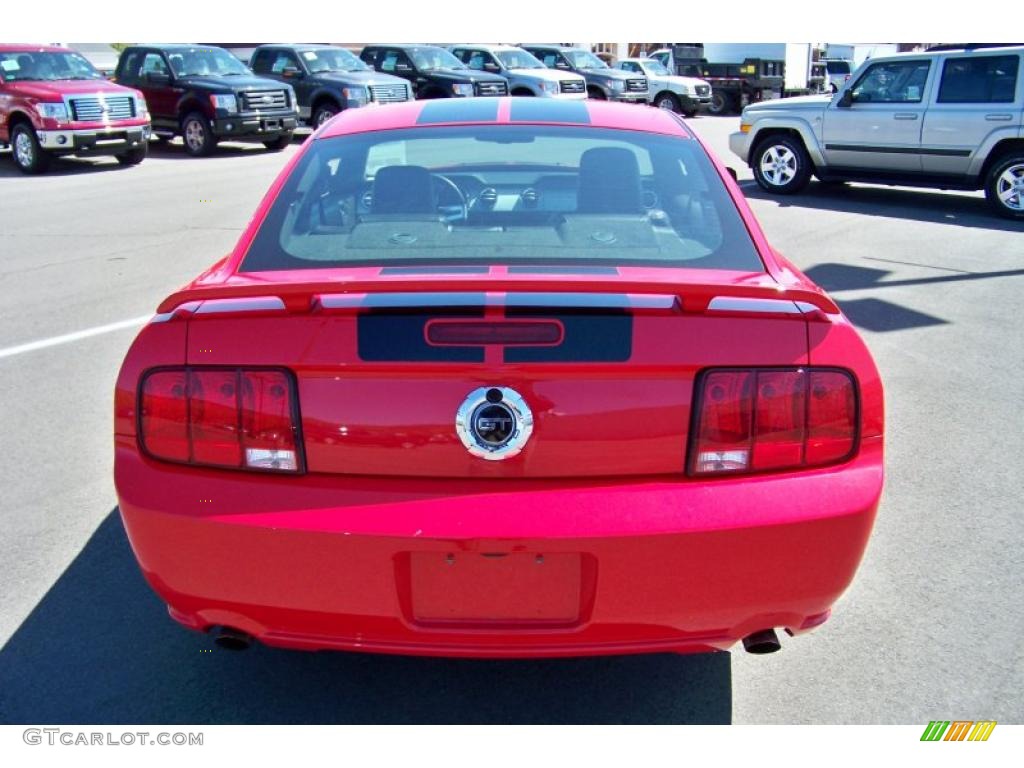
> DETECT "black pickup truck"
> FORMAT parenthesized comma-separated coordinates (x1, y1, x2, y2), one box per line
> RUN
(358, 45, 508, 99)
(250, 44, 412, 128)
(114, 44, 299, 156)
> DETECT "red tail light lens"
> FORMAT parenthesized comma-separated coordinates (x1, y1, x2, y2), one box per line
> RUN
(691, 367, 857, 476)
(140, 367, 302, 473)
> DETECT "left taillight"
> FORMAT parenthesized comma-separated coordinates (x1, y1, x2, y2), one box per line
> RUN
(689, 367, 857, 476)
(139, 367, 302, 473)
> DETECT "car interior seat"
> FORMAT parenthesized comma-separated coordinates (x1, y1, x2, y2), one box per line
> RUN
(576, 147, 644, 214)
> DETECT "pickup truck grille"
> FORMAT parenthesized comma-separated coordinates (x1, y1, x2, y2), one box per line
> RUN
(625, 78, 647, 93)
(69, 95, 135, 121)
(695, 84, 711, 97)
(560, 80, 585, 94)
(240, 90, 289, 112)
(369, 84, 410, 103)
(475, 81, 508, 96)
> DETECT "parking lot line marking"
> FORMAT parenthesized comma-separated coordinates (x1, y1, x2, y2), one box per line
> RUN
(0, 315, 151, 360)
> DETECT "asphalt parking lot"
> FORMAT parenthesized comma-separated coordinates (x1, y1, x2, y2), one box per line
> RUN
(0, 116, 1021, 725)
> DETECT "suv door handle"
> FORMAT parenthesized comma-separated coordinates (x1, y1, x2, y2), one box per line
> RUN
(893, 113, 919, 120)
(985, 113, 1013, 121)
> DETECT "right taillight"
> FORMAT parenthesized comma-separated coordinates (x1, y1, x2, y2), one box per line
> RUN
(139, 367, 302, 473)
(690, 367, 857, 476)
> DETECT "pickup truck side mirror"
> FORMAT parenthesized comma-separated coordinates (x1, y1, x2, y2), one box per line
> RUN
(837, 89, 854, 108)
(281, 66, 303, 79)
(483, 62, 501, 74)
(145, 71, 172, 86)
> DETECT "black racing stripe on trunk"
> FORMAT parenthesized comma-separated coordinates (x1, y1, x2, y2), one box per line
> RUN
(416, 99, 500, 124)
(507, 265, 619, 275)
(380, 265, 491, 275)
(509, 99, 591, 124)
(504, 309, 632, 363)
(358, 307, 485, 362)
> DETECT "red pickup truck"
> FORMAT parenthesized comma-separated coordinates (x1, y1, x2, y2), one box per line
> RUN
(0, 44, 151, 174)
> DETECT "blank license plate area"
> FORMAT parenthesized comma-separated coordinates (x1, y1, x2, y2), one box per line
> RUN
(410, 552, 582, 625)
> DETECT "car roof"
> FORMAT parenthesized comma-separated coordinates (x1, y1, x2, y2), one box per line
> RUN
(520, 44, 579, 51)
(0, 44, 72, 54)
(130, 43, 224, 51)
(450, 44, 519, 52)
(319, 97, 693, 139)
(254, 43, 346, 52)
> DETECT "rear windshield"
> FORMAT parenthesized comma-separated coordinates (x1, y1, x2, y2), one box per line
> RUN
(240, 124, 764, 273)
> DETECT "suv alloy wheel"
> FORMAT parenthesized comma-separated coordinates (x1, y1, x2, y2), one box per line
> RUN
(752, 135, 812, 194)
(985, 154, 1024, 220)
(182, 112, 216, 157)
(11, 123, 50, 174)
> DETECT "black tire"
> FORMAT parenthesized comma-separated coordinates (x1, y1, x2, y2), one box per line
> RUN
(983, 153, 1024, 220)
(312, 101, 341, 129)
(10, 122, 51, 174)
(653, 91, 681, 112)
(683, 109, 698, 119)
(181, 111, 216, 157)
(587, 86, 607, 100)
(116, 143, 148, 166)
(751, 134, 813, 195)
(263, 133, 293, 152)
(707, 90, 730, 115)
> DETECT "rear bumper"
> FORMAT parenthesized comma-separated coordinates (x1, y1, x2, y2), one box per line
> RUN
(37, 124, 150, 156)
(115, 437, 883, 658)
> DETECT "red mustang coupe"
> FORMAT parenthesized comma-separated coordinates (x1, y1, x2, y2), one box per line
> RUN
(115, 98, 883, 658)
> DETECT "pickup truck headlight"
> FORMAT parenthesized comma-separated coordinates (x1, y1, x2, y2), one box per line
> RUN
(452, 83, 475, 97)
(608, 79, 625, 92)
(135, 96, 149, 119)
(539, 80, 559, 95)
(210, 94, 237, 113)
(342, 86, 369, 106)
(37, 102, 69, 121)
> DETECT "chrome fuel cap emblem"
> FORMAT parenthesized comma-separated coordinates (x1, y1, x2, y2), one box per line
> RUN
(456, 387, 533, 460)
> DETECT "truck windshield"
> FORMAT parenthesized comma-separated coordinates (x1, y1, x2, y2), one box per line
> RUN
(305, 48, 368, 73)
(0, 51, 101, 82)
(495, 50, 545, 70)
(240, 125, 764, 274)
(168, 48, 250, 77)
(410, 48, 466, 72)
(643, 60, 671, 76)
(566, 50, 608, 69)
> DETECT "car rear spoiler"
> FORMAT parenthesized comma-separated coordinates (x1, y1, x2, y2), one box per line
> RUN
(155, 277, 840, 320)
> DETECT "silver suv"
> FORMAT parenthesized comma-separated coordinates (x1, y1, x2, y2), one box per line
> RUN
(730, 45, 1024, 219)
(449, 45, 587, 99)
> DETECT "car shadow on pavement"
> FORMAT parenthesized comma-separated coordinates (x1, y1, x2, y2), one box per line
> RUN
(0, 510, 732, 725)
(0, 151, 124, 177)
(145, 141, 292, 161)
(740, 181, 1024, 233)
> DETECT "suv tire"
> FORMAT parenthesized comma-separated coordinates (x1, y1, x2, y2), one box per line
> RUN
(116, 144, 148, 166)
(181, 112, 217, 157)
(984, 153, 1024, 220)
(11, 123, 50, 174)
(653, 92, 680, 112)
(751, 134, 813, 195)
(263, 133, 294, 152)
(312, 101, 340, 129)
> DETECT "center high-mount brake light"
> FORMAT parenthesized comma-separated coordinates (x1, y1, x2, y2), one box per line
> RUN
(140, 367, 302, 473)
(690, 367, 857, 476)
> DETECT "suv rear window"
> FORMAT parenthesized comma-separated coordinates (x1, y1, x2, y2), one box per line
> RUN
(937, 55, 1020, 103)
(240, 125, 764, 273)
(825, 60, 851, 75)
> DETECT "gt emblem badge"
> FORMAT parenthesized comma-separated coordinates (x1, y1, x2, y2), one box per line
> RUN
(456, 387, 533, 460)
